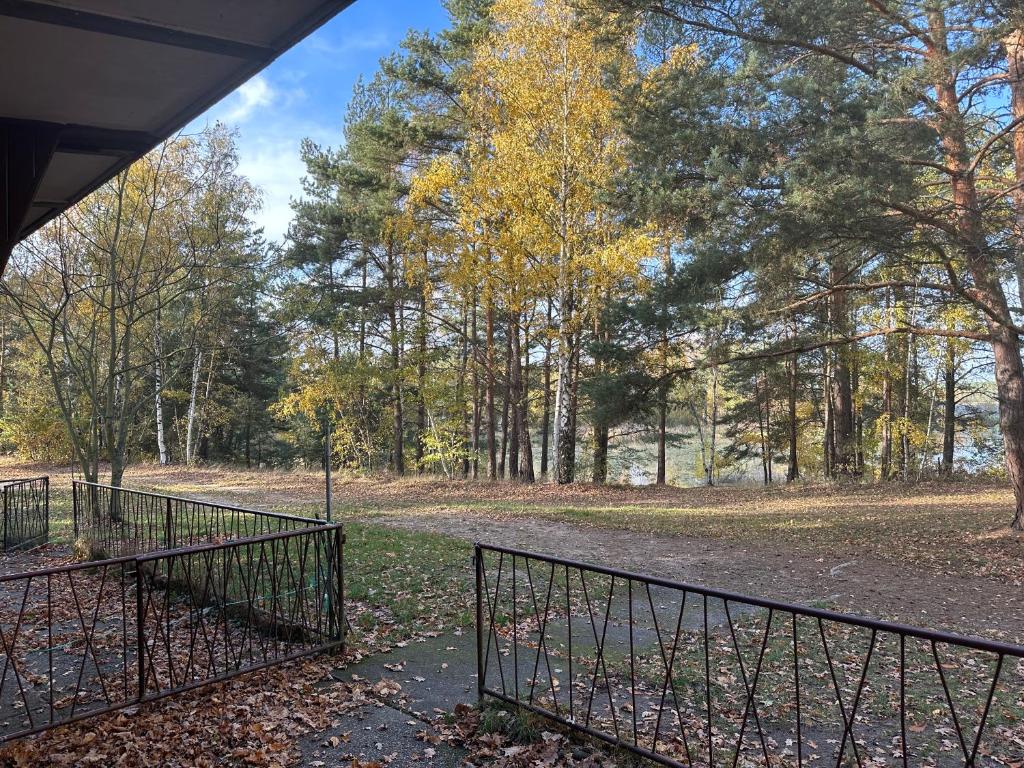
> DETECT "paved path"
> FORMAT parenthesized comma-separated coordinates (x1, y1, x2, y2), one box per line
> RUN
(366, 510, 1024, 643)
(299, 630, 477, 767)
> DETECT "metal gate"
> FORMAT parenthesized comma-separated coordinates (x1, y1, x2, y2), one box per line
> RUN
(0, 482, 343, 743)
(1, 476, 48, 551)
(475, 543, 1024, 767)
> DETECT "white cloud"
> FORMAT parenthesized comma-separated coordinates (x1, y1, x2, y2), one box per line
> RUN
(233, 117, 337, 243)
(307, 29, 391, 60)
(224, 75, 276, 123)
(238, 139, 306, 242)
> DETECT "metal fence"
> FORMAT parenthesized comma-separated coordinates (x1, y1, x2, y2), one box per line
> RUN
(0, 484, 343, 744)
(1, 476, 48, 551)
(475, 543, 1024, 767)
(72, 480, 319, 555)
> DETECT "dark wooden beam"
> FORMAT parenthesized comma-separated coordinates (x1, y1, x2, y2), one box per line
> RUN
(58, 124, 160, 157)
(1, 120, 60, 272)
(1, 0, 359, 255)
(0, 0, 275, 61)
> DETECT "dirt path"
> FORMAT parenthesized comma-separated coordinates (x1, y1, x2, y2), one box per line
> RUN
(367, 509, 1024, 644)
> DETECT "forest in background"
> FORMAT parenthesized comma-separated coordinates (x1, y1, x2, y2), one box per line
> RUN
(1, 0, 1023, 526)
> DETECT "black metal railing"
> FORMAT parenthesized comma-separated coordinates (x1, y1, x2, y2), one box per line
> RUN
(137, 525, 344, 700)
(475, 543, 1024, 767)
(72, 480, 321, 556)
(1, 476, 48, 551)
(0, 524, 343, 743)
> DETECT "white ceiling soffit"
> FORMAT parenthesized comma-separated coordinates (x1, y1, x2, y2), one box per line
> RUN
(0, 0, 357, 262)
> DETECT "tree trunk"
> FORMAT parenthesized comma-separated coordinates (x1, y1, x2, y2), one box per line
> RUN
(553, 298, 576, 484)
(553, 25, 576, 486)
(763, 365, 773, 484)
(459, 301, 471, 479)
(390, 308, 404, 476)
(514, 315, 535, 482)
(154, 307, 168, 465)
(244, 405, 252, 468)
(0, 312, 7, 419)
(415, 284, 427, 474)
(942, 342, 956, 476)
(486, 300, 497, 480)
(931, 11, 1024, 528)
(540, 301, 552, 478)
(185, 349, 202, 466)
(830, 263, 856, 476)
(853, 356, 864, 475)
(786, 345, 799, 482)
(880, 290, 893, 480)
(822, 352, 834, 479)
(471, 296, 481, 480)
(657, 243, 672, 485)
(593, 424, 609, 484)
(507, 316, 520, 480)
(1004, 30, 1024, 312)
(758, 373, 769, 486)
(657, 386, 669, 485)
(706, 366, 719, 486)
(500, 323, 512, 478)
(880, 372, 893, 482)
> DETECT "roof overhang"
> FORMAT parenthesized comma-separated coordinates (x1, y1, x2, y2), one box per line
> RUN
(0, 0, 357, 272)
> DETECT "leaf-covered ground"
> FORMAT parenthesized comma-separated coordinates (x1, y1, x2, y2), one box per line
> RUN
(2, 460, 1023, 765)
(14, 460, 1024, 586)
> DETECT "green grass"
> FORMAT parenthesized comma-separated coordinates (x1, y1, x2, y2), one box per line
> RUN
(50, 483, 476, 652)
(327, 482, 1023, 583)
(479, 701, 542, 743)
(343, 522, 475, 640)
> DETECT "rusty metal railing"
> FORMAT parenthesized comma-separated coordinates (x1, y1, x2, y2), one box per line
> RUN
(72, 480, 321, 555)
(475, 543, 1024, 767)
(0, 483, 343, 744)
(1, 476, 48, 551)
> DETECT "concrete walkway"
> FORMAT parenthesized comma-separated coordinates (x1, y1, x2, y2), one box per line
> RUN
(299, 629, 478, 766)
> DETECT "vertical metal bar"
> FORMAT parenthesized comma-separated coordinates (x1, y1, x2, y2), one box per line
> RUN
(512, 553, 518, 701)
(135, 560, 145, 702)
(47, 572, 53, 725)
(475, 543, 485, 706)
(628, 578, 637, 747)
(2, 485, 7, 552)
(73, 480, 79, 540)
(900, 634, 907, 768)
(793, 613, 803, 768)
(165, 496, 173, 549)
(121, 563, 128, 698)
(324, 413, 333, 523)
(43, 476, 49, 543)
(334, 525, 345, 645)
(705, 594, 712, 767)
(566, 563, 573, 722)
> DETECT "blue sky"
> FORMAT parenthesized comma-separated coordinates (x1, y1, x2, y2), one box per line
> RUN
(192, 1, 451, 243)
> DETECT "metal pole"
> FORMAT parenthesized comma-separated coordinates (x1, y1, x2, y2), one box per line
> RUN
(475, 543, 485, 706)
(136, 563, 145, 702)
(334, 524, 344, 646)
(324, 411, 333, 523)
(72, 480, 79, 540)
(165, 496, 173, 549)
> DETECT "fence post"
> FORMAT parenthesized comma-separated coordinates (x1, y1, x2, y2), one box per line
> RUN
(43, 477, 49, 544)
(2, 485, 8, 552)
(136, 560, 146, 703)
(72, 481, 78, 540)
(331, 525, 345, 647)
(475, 543, 484, 707)
(165, 496, 173, 549)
